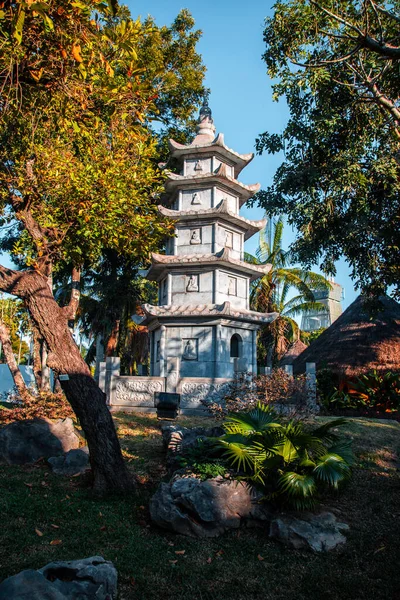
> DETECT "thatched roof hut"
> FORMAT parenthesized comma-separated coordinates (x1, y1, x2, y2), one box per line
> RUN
(280, 339, 308, 366)
(293, 295, 400, 376)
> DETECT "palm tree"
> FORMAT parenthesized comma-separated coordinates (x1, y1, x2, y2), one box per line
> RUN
(246, 216, 328, 365)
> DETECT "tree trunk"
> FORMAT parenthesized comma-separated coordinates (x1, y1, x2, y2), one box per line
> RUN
(0, 267, 133, 494)
(105, 319, 120, 357)
(32, 324, 43, 390)
(0, 320, 34, 403)
(41, 341, 51, 391)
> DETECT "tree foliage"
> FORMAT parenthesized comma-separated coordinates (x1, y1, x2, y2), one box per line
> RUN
(254, 0, 400, 301)
(246, 217, 327, 364)
(0, 0, 205, 273)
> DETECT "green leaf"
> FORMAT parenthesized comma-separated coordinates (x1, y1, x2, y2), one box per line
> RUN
(13, 9, 25, 45)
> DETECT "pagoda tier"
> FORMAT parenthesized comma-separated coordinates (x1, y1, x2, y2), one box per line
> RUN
(158, 199, 266, 241)
(163, 164, 260, 208)
(143, 302, 278, 326)
(144, 98, 277, 381)
(168, 133, 253, 178)
(146, 249, 270, 282)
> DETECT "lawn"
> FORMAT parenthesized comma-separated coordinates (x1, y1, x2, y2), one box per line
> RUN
(0, 413, 399, 600)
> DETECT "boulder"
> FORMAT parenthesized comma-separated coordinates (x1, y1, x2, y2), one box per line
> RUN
(0, 556, 117, 600)
(161, 423, 224, 470)
(0, 418, 80, 465)
(269, 511, 349, 552)
(150, 476, 272, 537)
(161, 424, 224, 454)
(48, 447, 90, 476)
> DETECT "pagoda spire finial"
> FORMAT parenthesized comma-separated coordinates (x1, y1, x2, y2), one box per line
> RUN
(195, 88, 216, 140)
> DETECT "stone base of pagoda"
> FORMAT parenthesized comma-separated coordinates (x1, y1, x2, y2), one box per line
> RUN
(148, 318, 258, 383)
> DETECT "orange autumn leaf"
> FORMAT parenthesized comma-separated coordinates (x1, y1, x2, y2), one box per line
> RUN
(175, 550, 185, 555)
(72, 44, 83, 63)
(35, 528, 43, 537)
(50, 539, 62, 546)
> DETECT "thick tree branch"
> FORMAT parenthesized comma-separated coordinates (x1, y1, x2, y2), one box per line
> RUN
(360, 34, 400, 58)
(63, 266, 81, 324)
(0, 319, 34, 402)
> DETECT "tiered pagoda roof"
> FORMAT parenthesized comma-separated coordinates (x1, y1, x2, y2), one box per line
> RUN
(158, 199, 266, 240)
(146, 249, 271, 282)
(164, 168, 260, 206)
(143, 301, 279, 325)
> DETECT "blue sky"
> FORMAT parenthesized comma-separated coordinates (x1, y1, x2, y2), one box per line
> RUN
(126, 0, 357, 309)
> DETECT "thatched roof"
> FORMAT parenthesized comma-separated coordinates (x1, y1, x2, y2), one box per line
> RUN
(293, 295, 400, 376)
(279, 339, 308, 366)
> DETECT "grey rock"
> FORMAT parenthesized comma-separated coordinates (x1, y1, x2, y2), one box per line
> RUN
(48, 447, 90, 476)
(0, 418, 80, 465)
(0, 570, 66, 600)
(269, 511, 349, 552)
(150, 476, 271, 537)
(161, 424, 223, 470)
(0, 556, 117, 600)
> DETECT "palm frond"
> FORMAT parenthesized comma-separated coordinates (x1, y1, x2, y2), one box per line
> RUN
(278, 471, 316, 509)
(313, 454, 351, 488)
(224, 403, 278, 434)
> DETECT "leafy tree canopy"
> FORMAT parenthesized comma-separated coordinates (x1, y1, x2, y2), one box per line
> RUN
(0, 0, 205, 274)
(254, 0, 400, 302)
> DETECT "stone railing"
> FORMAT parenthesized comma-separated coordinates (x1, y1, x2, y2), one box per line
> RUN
(99, 358, 317, 414)
(99, 358, 165, 412)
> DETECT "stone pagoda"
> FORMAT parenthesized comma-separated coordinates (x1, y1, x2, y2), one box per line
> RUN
(143, 99, 278, 397)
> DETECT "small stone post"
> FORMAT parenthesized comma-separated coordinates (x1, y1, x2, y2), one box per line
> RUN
(99, 362, 106, 393)
(105, 357, 120, 407)
(166, 357, 180, 393)
(306, 362, 318, 411)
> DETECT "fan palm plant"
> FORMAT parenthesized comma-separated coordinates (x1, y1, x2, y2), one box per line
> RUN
(246, 216, 329, 364)
(218, 403, 353, 510)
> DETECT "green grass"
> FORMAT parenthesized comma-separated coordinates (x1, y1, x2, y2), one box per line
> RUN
(0, 413, 399, 600)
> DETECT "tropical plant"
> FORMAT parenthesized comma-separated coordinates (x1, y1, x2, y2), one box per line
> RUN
(246, 217, 328, 364)
(218, 403, 353, 509)
(351, 370, 400, 412)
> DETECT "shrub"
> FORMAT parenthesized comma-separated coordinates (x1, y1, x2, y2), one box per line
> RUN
(203, 370, 309, 419)
(323, 370, 400, 413)
(217, 403, 353, 510)
(0, 390, 74, 424)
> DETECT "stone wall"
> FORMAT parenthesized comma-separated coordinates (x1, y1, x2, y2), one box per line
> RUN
(178, 378, 231, 410)
(109, 376, 165, 411)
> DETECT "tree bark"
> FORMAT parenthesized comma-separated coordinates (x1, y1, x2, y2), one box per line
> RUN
(0, 265, 133, 494)
(0, 320, 34, 403)
(31, 323, 43, 390)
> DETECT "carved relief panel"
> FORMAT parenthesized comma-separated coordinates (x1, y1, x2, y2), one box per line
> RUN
(228, 276, 237, 296)
(190, 228, 201, 245)
(186, 274, 199, 292)
(182, 338, 198, 361)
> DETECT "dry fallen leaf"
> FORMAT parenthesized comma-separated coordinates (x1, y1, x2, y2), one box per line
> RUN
(35, 529, 43, 537)
(99, 512, 103, 517)
(257, 554, 264, 561)
(215, 550, 224, 557)
(175, 550, 185, 555)
(50, 539, 62, 546)
(168, 541, 174, 547)
(100, 525, 107, 531)
(206, 557, 212, 564)
(51, 524, 59, 529)
(24, 483, 33, 488)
